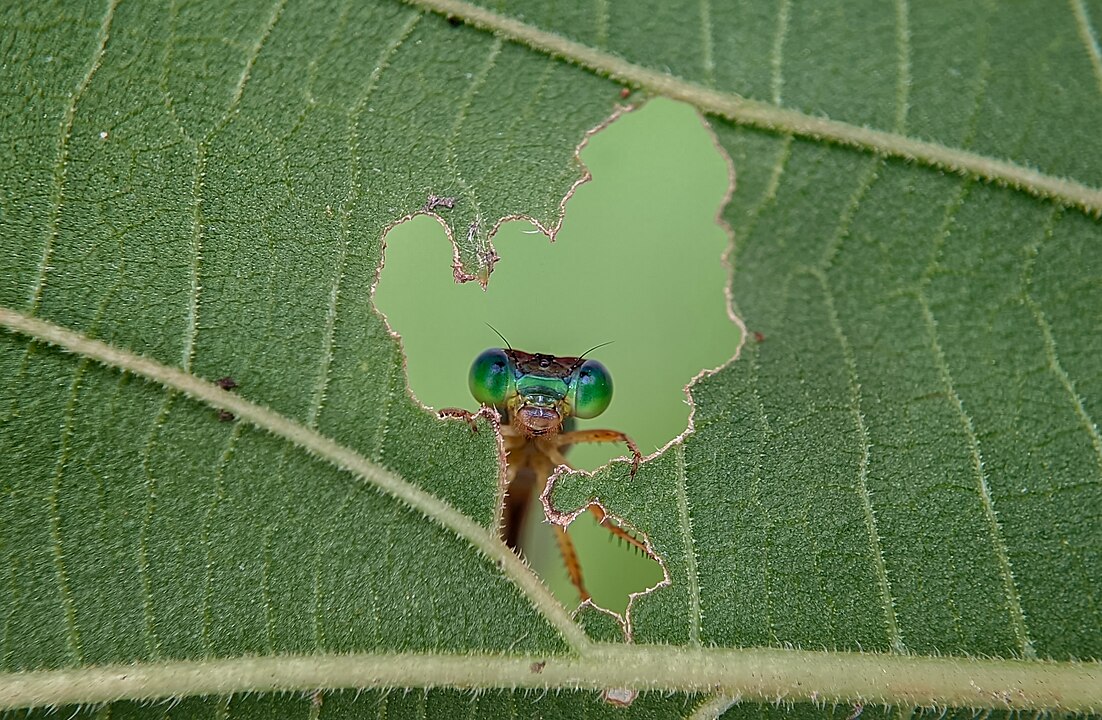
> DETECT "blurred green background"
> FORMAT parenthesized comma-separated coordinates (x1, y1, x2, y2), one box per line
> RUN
(374, 98, 739, 615)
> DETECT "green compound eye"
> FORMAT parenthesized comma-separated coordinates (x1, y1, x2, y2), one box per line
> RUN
(570, 359, 613, 419)
(469, 348, 513, 407)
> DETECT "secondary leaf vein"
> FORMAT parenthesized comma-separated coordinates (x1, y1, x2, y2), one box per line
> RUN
(137, 394, 177, 658)
(814, 158, 905, 653)
(1020, 212, 1102, 475)
(225, 0, 287, 117)
(28, 0, 119, 311)
(770, 0, 790, 105)
(673, 444, 701, 646)
(47, 359, 90, 664)
(446, 35, 505, 244)
(747, 349, 777, 643)
(307, 10, 423, 430)
(1070, 0, 1102, 94)
(201, 422, 243, 654)
(0, 307, 588, 651)
(408, 0, 1102, 215)
(894, 0, 911, 131)
(915, 296, 1036, 659)
(699, 0, 714, 86)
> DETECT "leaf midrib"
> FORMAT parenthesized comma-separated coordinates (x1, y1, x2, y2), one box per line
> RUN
(1, 645, 1098, 711)
(0, 306, 586, 651)
(3, 309, 1100, 713)
(405, 0, 1102, 216)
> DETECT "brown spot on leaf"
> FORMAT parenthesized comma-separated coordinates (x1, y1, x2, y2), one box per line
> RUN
(423, 194, 456, 212)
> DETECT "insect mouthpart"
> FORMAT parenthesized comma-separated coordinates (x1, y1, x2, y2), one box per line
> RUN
(512, 384, 566, 435)
(516, 404, 562, 435)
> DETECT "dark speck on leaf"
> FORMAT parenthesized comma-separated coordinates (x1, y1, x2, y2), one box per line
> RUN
(447, 16, 462, 27)
(217, 410, 235, 422)
(216, 376, 238, 390)
(423, 194, 456, 212)
(530, 661, 546, 673)
(753, 331, 765, 343)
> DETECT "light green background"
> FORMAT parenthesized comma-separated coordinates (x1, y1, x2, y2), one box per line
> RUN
(375, 98, 740, 612)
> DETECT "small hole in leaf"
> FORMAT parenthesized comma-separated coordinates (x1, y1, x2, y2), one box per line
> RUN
(374, 98, 737, 614)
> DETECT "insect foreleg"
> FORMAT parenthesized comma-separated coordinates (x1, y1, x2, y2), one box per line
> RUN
(551, 429, 642, 477)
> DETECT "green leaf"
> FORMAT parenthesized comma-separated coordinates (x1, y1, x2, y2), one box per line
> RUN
(1, 0, 1100, 717)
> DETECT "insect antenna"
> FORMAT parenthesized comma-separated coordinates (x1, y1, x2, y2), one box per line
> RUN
(485, 323, 512, 350)
(578, 340, 614, 359)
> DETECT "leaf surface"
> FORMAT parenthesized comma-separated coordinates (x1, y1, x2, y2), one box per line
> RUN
(1, 0, 1100, 716)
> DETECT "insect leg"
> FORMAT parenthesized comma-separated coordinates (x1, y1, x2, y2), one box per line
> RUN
(552, 523, 591, 601)
(543, 437, 648, 555)
(587, 504, 648, 555)
(552, 429, 642, 477)
(437, 407, 481, 432)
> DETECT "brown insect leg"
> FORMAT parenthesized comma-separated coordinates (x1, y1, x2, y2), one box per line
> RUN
(553, 523, 591, 602)
(552, 429, 642, 477)
(587, 504, 648, 554)
(437, 407, 480, 432)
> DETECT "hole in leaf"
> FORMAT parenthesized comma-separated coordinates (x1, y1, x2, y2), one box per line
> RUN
(374, 98, 737, 614)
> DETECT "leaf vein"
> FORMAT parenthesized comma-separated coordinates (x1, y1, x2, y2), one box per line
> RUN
(0, 307, 588, 651)
(816, 269, 902, 652)
(314, 485, 369, 650)
(307, 10, 423, 430)
(201, 422, 243, 654)
(699, 0, 714, 86)
(160, 0, 195, 144)
(181, 0, 287, 373)
(446, 35, 505, 238)
(27, 0, 119, 311)
(1070, 0, 1102, 94)
(182, 141, 205, 372)
(747, 348, 778, 644)
(1020, 211, 1102, 477)
(689, 693, 739, 720)
(814, 158, 905, 653)
(411, 0, 1102, 214)
(915, 296, 1036, 659)
(279, 0, 353, 142)
(673, 444, 701, 646)
(137, 394, 177, 658)
(47, 359, 90, 664)
(733, 134, 793, 246)
(370, 354, 401, 463)
(481, 61, 556, 182)
(770, 0, 790, 105)
(594, 0, 609, 48)
(1, 648, 1098, 711)
(261, 527, 275, 652)
(224, 0, 287, 120)
(894, 0, 911, 131)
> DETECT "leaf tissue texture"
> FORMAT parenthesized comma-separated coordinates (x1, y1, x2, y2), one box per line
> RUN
(2, 0, 1101, 715)
(0, 0, 614, 673)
